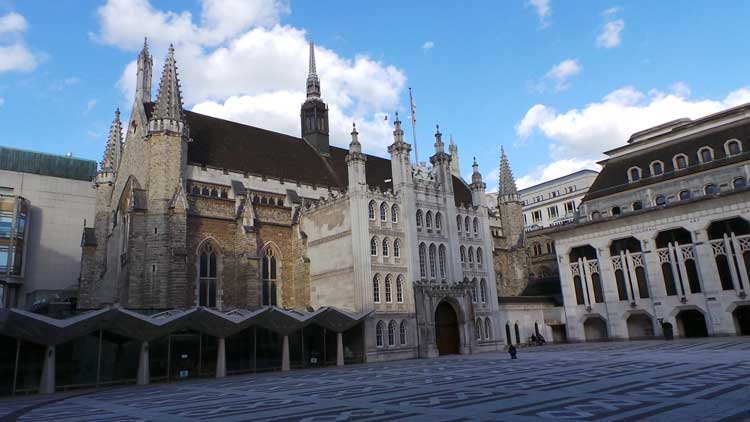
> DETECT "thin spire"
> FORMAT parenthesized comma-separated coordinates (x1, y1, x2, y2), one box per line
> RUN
(449, 134, 455, 146)
(101, 108, 122, 173)
(153, 44, 184, 122)
(498, 146, 519, 201)
(306, 41, 321, 99)
(434, 124, 444, 153)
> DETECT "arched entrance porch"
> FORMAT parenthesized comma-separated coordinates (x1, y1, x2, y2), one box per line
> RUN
(435, 301, 460, 355)
(626, 313, 655, 339)
(676, 309, 708, 338)
(583, 316, 608, 341)
(732, 305, 750, 335)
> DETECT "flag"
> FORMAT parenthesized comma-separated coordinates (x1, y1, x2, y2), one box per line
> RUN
(409, 87, 417, 125)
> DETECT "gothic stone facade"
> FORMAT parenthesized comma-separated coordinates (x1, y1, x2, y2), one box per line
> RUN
(79, 42, 506, 361)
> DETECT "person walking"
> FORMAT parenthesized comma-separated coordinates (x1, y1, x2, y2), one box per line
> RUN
(508, 344, 517, 359)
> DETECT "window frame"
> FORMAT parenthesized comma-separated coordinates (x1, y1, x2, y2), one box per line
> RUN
(627, 166, 642, 182)
(673, 154, 689, 170)
(697, 146, 714, 164)
(650, 160, 664, 176)
(725, 139, 742, 156)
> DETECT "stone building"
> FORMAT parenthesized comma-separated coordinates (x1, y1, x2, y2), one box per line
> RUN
(78, 41, 505, 365)
(551, 105, 750, 341)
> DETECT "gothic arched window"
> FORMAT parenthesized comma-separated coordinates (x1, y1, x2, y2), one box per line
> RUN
(460, 246, 466, 263)
(261, 246, 278, 306)
(380, 202, 388, 221)
(473, 217, 479, 233)
(457, 215, 462, 232)
(393, 239, 401, 258)
(382, 238, 390, 257)
(425, 211, 433, 228)
(396, 275, 404, 302)
(418, 243, 427, 278)
(465, 216, 471, 233)
(388, 320, 397, 346)
(416, 210, 423, 227)
(385, 275, 393, 303)
(370, 236, 378, 256)
(376, 321, 384, 347)
(429, 244, 437, 279)
(438, 245, 447, 279)
(198, 242, 218, 307)
(471, 278, 478, 303)
(468, 246, 474, 264)
(399, 320, 407, 345)
(373, 274, 381, 303)
(391, 204, 399, 223)
(475, 319, 482, 340)
(435, 212, 442, 229)
(368, 201, 376, 220)
(484, 318, 492, 339)
(480, 278, 487, 303)
(476, 247, 483, 265)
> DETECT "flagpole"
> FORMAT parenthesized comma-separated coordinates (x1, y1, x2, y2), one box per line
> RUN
(409, 87, 419, 164)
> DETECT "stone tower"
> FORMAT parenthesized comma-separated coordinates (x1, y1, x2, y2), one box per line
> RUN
(493, 146, 530, 296)
(449, 135, 461, 178)
(300, 41, 329, 155)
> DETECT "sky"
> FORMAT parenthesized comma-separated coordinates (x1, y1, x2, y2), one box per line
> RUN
(1, 0, 750, 191)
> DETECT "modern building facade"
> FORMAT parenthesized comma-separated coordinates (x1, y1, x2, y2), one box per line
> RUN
(519, 169, 598, 232)
(551, 105, 750, 341)
(0, 147, 96, 309)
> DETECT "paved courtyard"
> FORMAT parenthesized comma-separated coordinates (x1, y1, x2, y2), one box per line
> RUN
(1, 338, 749, 422)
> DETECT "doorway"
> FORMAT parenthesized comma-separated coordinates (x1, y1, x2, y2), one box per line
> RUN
(676, 309, 708, 338)
(435, 301, 460, 355)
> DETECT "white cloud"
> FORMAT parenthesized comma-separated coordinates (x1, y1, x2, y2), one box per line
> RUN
(83, 99, 98, 115)
(526, 0, 551, 27)
(0, 12, 39, 73)
(421, 41, 434, 51)
(517, 158, 600, 189)
(596, 18, 624, 48)
(98, 0, 406, 155)
(0, 97, 4, 107)
(543, 59, 582, 92)
(602, 7, 621, 16)
(516, 84, 750, 161)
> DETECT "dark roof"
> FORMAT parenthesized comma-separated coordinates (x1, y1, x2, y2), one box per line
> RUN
(146, 103, 472, 205)
(0, 146, 97, 182)
(585, 118, 750, 201)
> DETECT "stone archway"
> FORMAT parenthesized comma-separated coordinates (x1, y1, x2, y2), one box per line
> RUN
(583, 316, 608, 341)
(733, 305, 750, 335)
(676, 309, 708, 338)
(434, 301, 460, 355)
(626, 314, 655, 339)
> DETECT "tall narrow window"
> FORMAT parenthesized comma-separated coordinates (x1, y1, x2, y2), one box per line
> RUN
(382, 238, 390, 257)
(396, 275, 404, 302)
(484, 318, 492, 339)
(419, 243, 427, 278)
(416, 210, 423, 227)
(368, 200, 376, 220)
(457, 215, 462, 232)
(370, 237, 378, 256)
(373, 275, 381, 303)
(460, 246, 466, 263)
(472, 278, 478, 302)
(475, 319, 482, 340)
(480, 279, 487, 303)
(261, 246, 277, 306)
(468, 246, 474, 264)
(199, 242, 218, 307)
(425, 211, 433, 228)
(473, 217, 479, 234)
(476, 247, 483, 265)
(388, 321, 396, 346)
(379, 202, 387, 221)
(376, 321, 384, 347)
(429, 244, 437, 279)
(391, 204, 399, 223)
(393, 239, 401, 258)
(438, 245, 447, 279)
(465, 216, 471, 233)
(435, 212, 442, 229)
(399, 321, 407, 345)
(385, 275, 393, 303)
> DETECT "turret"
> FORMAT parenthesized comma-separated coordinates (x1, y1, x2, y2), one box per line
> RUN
(96, 109, 123, 186)
(429, 125, 453, 193)
(135, 38, 153, 105)
(498, 146, 519, 204)
(449, 135, 461, 178)
(148, 45, 189, 138)
(346, 123, 367, 192)
(469, 157, 486, 205)
(388, 112, 412, 189)
(300, 41, 330, 155)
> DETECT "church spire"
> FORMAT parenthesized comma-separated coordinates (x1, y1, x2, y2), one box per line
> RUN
(306, 41, 321, 99)
(149, 45, 188, 137)
(101, 109, 123, 173)
(135, 37, 153, 104)
(449, 134, 461, 178)
(498, 146, 519, 203)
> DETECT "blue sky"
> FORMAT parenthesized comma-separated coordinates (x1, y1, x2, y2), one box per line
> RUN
(1, 1, 750, 190)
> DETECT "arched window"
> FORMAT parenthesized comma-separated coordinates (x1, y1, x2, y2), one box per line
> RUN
(464, 216, 471, 233)
(210, 188, 218, 198)
(650, 161, 664, 176)
(705, 184, 719, 195)
(370, 236, 378, 256)
(726, 139, 742, 156)
(654, 195, 666, 206)
(460, 245, 466, 263)
(673, 154, 688, 170)
(399, 320, 407, 345)
(373, 274, 381, 303)
(379, 202, 388, 221)
(428, 244, 437, 278)
(191, 185, 200, 195)
(533, 243, 542, 256)
(438, 245, 447, 278)
(611, 206, 621, 216)
(632, 201, 643, 211)
(198, 241, 218, 307)
(393, 239, 401, 258)
(698, 147, 714, 163)
(435, 212, 442, 229)
(475, 319, 482, 340)
(476, 247, 483, 265)
(368, 201, 376, 220)
(628, 167, 642, 182)
(201, 187, 210, 196)
(220, 190, 228, 199)
(416, 210, 423, 227)
(514, 323, 521, 344)
(471, 278, 478, 302)
(734, 178, 747, 189)
(457, 215, 462, 232)
(388, 320, 396, 346)
(385, 275, 393, 303)
(484, 318, 491, 339)
(546, 242, 554, 254)
(376, 321, 384, 347)
(679, 190, 691, 201)
(480, 278, 488, 303)
(261, 246, 278, 306)
(591, 211, 601, 220)
(425, 211, 433, 228)
(396, 275, 404, 303)
(382, 238, 390, 257)
(391, 204, 399, 223)
(473, 217, 479, 234)
(468, 246, 474, 263)
(418, 243, 427, 278)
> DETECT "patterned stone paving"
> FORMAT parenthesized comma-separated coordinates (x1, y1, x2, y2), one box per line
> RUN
(2, 338, 750, 421)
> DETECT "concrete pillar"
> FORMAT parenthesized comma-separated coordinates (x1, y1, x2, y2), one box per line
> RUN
(336, 332, 344, 367)
(137, 341, 150, 385)
(281, 335, 290, 372)
(216, 337, 226, 378)
(39, 345, 55, 394)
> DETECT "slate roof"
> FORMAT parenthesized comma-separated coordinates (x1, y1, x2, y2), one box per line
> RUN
(144, 104, 473, 206)
(585, 117, 750, 201)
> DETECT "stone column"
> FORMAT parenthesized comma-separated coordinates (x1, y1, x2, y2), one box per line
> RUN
(281, 335, 290, 372)
(216, 337, 226, 378)
(136, 341, 150, 385)
(336, 332, 344, 367)
(39, 345, 55, 394)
